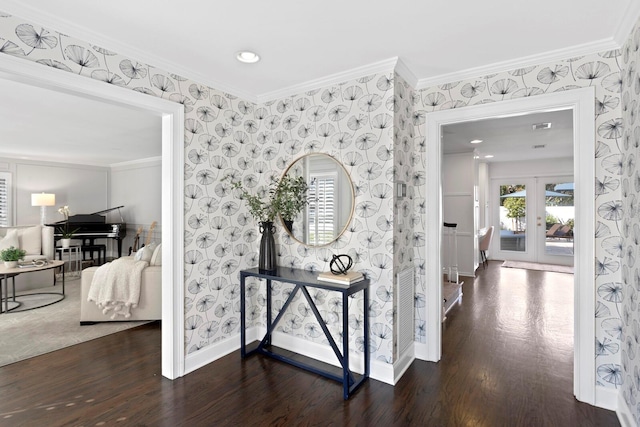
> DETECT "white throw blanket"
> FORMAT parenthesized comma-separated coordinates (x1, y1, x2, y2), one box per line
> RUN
(88, 257, 149, 319)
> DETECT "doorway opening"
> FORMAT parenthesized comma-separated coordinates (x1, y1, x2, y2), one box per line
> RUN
(0, 53, 185, 379)
(423, 87, 596, 404)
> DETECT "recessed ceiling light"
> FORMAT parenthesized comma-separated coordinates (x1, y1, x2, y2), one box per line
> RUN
(484, 155, 494, 159)
(236, 51, 260, 63)
(470, 139, 483, 144)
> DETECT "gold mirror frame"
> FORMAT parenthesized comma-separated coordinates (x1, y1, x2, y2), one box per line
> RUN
(280, 153, 355, 247)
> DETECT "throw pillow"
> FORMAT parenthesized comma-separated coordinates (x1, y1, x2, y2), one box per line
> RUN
(0, 229, 19, 252)
(19, 225, 42, 255)
(150, 243, 162, 266)
(134, 242, 156, 263)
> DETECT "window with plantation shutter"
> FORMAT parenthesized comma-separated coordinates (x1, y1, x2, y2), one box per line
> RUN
(307, 173, 336, 246)
(0, 172, 10, 227)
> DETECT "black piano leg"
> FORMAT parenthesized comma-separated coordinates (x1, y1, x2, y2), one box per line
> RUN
(117, 240, 123, 258)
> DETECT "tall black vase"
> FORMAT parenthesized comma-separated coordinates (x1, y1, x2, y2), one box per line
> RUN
(259, 221, 277, 273)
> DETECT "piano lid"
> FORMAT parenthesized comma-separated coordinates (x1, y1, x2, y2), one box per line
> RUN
(50, 206, 125, 224)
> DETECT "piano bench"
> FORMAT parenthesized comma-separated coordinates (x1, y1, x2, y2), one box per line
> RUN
(82, 245, 106, 265)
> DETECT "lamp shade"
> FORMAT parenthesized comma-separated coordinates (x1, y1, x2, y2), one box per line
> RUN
(31, 193, 56, 207)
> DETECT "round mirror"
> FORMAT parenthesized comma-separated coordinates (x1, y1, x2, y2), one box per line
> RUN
(281, 153, 354, 247)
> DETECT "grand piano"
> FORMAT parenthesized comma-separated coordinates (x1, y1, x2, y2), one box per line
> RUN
(49, 206, 127, 258)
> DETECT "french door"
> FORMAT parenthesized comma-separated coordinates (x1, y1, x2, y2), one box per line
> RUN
(494, 176, 574, 265)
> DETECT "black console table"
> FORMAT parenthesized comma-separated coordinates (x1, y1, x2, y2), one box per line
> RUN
(240, 267, 370, 400)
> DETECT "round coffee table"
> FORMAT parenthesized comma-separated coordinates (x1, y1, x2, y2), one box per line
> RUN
(0, 260, 65, 313)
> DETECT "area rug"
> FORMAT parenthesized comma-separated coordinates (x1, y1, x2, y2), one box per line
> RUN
(0, 277, 150, 367)
(501, 260, 574, 274)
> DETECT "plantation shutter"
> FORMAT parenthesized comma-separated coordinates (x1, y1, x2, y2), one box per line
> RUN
(307, 173, 336, 245)
(0, 172, 10, 227)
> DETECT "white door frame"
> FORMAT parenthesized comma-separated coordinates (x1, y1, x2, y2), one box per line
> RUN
(423, 87, 596, 404)
(0, 53, 186, 380)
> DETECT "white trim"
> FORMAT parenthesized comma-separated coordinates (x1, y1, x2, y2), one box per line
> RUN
(393, 342, 415, 384)
(205, 327, 398, 385)
(423, 87, 596, 404)
(613, 1, 640, 48)
(595, 385, 619, 411)
(415, 39, 620, 90)
(184, 335, 239, 376)
(0, 0, 255, 102)
(3, 0, 636, 103)
(109, 156, 162, 169)
(414, 342, 429, 360)
(394, 58, 419, 89)
(0, 52, 186, 380)
(257, 58, 398, 104)
(617, 389, 634, 427)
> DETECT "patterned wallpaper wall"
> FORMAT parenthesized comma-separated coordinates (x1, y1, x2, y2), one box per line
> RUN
(228, 75, 398, 363)
(0, 11, 403, 364)
(621, 20, 640, 424)
(392, 74, 419, 355)
(0, 8, 633, 391)
(413, 51, 624, 391)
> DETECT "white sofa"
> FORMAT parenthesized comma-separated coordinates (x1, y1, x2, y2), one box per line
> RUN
(0, 225, 55, 291)
(80, 245, 162, 324)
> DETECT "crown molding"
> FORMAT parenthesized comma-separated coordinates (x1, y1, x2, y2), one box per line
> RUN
(613, 0, 640, 47)
(2, 0, 636, 104)
(394, 58, 418, 89)
(415, 38, 621, 91)
(0, 1, 258, 103)
(109, 156, 162, 169)
(256, 57, 398, 103)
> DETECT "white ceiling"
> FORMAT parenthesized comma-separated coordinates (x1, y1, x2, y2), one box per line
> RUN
(0, 78, 161, 166)
(443, 110, 574, 163)
(0, 0, 636, 166)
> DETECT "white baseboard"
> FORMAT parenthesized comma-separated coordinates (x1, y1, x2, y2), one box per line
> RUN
(595, 385, 618, 411)
(394, 343, 415, 384)
(414, 341, 435, 362)
(184, 326, 408, 385)
(617, 390, 635, 427)
(183, 333, 241, 375)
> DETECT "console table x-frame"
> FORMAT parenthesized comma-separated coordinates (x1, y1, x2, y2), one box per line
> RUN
(240, 267, 370, 400)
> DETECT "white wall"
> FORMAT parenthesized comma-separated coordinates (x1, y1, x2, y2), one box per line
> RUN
(0, 157, 108, 226)
(109, 158, 161, 256)
(0, 155, 160, 259)
(442, 152, 477, 276)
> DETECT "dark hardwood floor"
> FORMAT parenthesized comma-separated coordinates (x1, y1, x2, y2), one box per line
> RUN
(0, 261, 620, 426)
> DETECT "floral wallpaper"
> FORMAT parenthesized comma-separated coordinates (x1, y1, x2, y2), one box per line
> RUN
(226, 75, 398, 363)
(392, 74, 420, 355)
(621, 19, 640, 424)
(413, 50, 625, 390)
(0, 11, 405, 364)
(0, 7, 635, 394)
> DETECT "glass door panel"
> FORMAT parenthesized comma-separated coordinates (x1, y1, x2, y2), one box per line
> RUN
(499, 184, 527, 252)
(539, 180, 574, 264)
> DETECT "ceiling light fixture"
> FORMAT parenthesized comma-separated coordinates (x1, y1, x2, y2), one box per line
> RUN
(484, 155, 494, 159)
(532, 122, 552, 130)
(236, 51, 260, 63)
(470, 139, 483, 144)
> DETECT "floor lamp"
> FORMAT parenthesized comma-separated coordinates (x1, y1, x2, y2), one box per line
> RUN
(31, 193, 56, 226)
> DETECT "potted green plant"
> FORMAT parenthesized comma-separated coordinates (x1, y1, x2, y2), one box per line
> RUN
(273, 174, 309, 233)
(1, 246, 27, 268)
(227, 173, 308, 272)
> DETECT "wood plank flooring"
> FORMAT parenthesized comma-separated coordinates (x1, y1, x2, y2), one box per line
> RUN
(0, 261, 620, 426)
